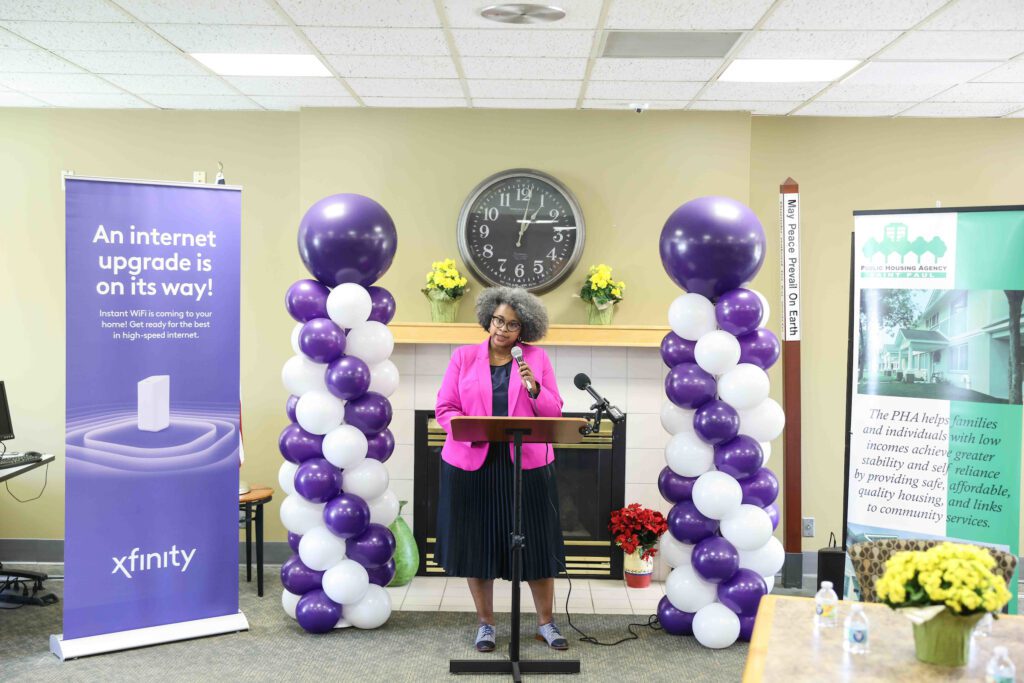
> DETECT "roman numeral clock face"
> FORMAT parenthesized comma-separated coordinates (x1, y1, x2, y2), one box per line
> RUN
(457, 170, 585, 293)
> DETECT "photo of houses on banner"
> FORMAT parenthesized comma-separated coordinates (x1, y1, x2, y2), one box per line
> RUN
(858, 288, 1024, 405)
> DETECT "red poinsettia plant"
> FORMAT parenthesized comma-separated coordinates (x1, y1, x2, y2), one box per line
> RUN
(609, 503, 669, 561)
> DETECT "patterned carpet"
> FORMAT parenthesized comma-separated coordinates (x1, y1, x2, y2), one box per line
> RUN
(2, 564, 748, 682)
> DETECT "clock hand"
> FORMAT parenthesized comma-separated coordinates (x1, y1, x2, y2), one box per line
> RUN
(516, 192, 533, 248)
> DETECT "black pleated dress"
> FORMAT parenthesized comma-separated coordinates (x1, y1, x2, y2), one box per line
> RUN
(435, 362, 566, 581)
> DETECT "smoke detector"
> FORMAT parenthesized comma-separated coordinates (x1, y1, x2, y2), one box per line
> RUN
(480, 3, 566, 24)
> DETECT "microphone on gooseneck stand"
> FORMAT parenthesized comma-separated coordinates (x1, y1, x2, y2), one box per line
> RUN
(574, 373, 625, 424)
(510, 346, 534, 394)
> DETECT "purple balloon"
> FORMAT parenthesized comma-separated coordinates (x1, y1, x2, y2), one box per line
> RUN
(714, 436, 763, 479)
(279, 423, 324, 464)
(323, 492, 371, 539)
(739, 615, 757, 642)
(658, 595, 695, 636)
(658, 466, 697, 504)
(693, 400, 740, 445)
(365, 429, 396, 463)
(668, 500, 718, 544)
(297, 194, 398, 288)
(367, 286, 397, 325)
(344, 391, 393, 436)
(367, 558, 397, 587)
(299, 318, 346, 364)
(296, 589, 342, 633)
(281, 554, 323, 595)
(286, 395, 299, 423)
(715, 288, 764, 337)
(660, 332, 695, 368)
(294, 458, 343, 503)
(665, 363, 716, 410)
(288, 532, 302, 554)
(346, 523, 396, 569)
(764, 503, 780, 531)
(325, 355, 371, 400)
(691, 536, 740, 584)
(718, 568, 767, 617)
(738, 328, 781, 370)
(286, 279, 330, 323)
(659, 196, 766, 299)
(741, 467, 780, 507)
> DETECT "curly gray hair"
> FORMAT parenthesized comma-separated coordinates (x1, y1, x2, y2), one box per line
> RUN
(475, 287, 549, 343)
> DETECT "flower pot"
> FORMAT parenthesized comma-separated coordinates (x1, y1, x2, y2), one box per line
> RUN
(587, 303, 615, 325)
(426, 291, 460, 323)
(623, 550, 653, 588)
(911, 610, 984, 667)
(387, 501, 419, 587)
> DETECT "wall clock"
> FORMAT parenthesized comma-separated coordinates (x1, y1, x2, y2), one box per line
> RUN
(456, 168, 585, 294)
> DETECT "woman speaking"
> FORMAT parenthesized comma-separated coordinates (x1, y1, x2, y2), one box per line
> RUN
(434, 286, 568, 653)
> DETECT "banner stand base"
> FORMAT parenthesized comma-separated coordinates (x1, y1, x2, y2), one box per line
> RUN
(49, 611, 249, 661)
(781, 552, 803, 589)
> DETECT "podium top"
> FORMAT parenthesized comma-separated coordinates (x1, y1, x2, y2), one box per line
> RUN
(450, 416, 587, 444)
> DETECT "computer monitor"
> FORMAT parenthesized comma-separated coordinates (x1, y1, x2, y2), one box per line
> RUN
(0, 381, 14, 442)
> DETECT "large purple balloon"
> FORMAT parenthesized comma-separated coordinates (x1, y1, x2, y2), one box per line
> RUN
(691, 536, 740, 584)
(739, 615, 757, 642)
(658, 466, 696, 504)
(286, 279, 330, 323)
(693, 400, 740, 445)
(279, 423, 324, 464)
(346, 523, 396, 569)
(299, 318, 346, 364)
(741, 467, 780, 507)
(325, 355, 371, 400)
(367, 286, 397, 325)
(297, 194, 397, 288)
(344, 391, 393, 436)
(738, 328, 781, 370)
(716, 288, 764, 337)
(718, 568, 767, 617)
(296, 589, 341, 633)
(323, 492, 371, 539)
(660, 332, 695, 368)
(365, 429, 396, 463)
(667, 500, 718, 544)
(658, 595, 695, 636)
(665, 363, 716, 410)
(294, 457, 343, 503)
(286, 394, 299, 423)
(281, 554, 324, 595)
(764, 503, 780, 531)
(288, 532, 302, 554)
(714, 436, 763, 479)
(659, 196, 766, 299)
(367, 558, 397, 587)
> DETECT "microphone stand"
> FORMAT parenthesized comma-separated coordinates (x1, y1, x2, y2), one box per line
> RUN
(578, 385, 623, 436)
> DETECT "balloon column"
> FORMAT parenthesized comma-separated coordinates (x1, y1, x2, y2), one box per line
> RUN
(279, 194, 400, 633)
(656, 196, 785, 649)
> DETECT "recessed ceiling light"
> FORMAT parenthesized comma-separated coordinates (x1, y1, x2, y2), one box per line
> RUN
(191, 53, 331, 77)
(480, 3, 566, 24)
(720, 59, 860, 83)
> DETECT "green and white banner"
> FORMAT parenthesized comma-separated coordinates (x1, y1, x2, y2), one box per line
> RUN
(846, 206, 1024, 612)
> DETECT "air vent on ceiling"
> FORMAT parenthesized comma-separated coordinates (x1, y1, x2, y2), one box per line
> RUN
(602, 31, 741, 59)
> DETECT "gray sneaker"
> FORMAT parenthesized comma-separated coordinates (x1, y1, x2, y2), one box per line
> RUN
(536, 621, 568, 650)
(475, 623, 496, 652)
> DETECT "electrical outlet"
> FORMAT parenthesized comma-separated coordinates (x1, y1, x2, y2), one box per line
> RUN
(193, 171, 206, 183)
(802, 517, 815, 537)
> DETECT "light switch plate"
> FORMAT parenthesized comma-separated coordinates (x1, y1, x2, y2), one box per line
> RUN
(802, 517, 815, 537)
(193, 171, 206, 183)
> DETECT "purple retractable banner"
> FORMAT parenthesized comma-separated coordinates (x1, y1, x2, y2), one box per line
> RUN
(62, 177, 242, 644)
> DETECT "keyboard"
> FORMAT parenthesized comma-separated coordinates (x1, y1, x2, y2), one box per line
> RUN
(0, 453, 43, 469)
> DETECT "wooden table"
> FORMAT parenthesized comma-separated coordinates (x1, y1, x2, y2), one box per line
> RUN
(744, 595, 1023, 682)
(239, 486, 273, 597)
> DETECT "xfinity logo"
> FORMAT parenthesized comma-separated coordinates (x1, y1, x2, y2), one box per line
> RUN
(112, 545, 197, 578)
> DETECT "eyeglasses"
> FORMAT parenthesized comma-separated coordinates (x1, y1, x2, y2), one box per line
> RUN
(491, 315, 521, 332)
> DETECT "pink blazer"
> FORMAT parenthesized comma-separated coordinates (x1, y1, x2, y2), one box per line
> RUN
(435, 338, 563, 471)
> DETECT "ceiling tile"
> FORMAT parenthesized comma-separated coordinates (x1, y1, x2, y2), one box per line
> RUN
(0, 0, 129, 22)
(58, 50, 209, 75)
(922, 0, 1024, 30)
(818, 82, 947, 102)
(899, 101, 1021, 117)
(0, 48, 82, 72)
(842, 60, 1002, 85)
(586, 80, 703, 100)
(795, 101, 914, 116)
(104, 74, 237, 95)
(975, 61, 1024, 83)
(361, 96, 467, 107)
(346, 77, 462, 98)
(738, 30, 899, 59)
(1004, 106, 1024, 117)
(0, 72, 122, 92)
(582, 99, 691, 109)
(472, 99, 579, 108)
(590, 58, 721, 81)
(468, 79, 580, 99)
(690, 100, 800, 114)
(763, 0, 945, 30)
(114, 0, 284, 25)
(224, 76, 349, 96)
(700, 81, 827, 100)
(325, 55, 457, 79)
(151, 24, 309, 53)
(249, 95, 358, 110)
(278, 0, 439, 27)
(0, 91, 49, 106)
(462, 57, 587, 80)
(304, 27, 448, 55)
(451, 29, 593, 58)
(606, 0, 774, 30)
(932, 82, 1024, 102)
(1, 21, 173, 51)
(445, 0, 601, 29)
(880, 30, 1024, 60)
(144, 93, 260, 109)
(35, 92, 152, 107)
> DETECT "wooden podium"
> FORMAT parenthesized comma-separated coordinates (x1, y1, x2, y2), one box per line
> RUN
(448, 416, 588, 681)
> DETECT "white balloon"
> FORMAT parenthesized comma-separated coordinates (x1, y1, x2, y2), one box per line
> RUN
(327, 283, 372, 329)
(296, 389, 345, 435)
(720, 504, 773, 551)
(344, 584, 392, 629)
(738, 398, 785, 442)
(764, 574, 776, 594)
(341, 458, 389, 501)
(665, 431, 714, 477)
(668, 293, 717, 341)
(280, 495, 326, 535)
(282, 355, 327, 396)
(739, 536, 785, 578)
(759, 441, 772, 466)
(298, 525, 347, 571)
(368, 360, 400, 398)
(290, 322, 304, 355)
(278, 461, 298, 497)
(322, 424, 369, 470)
(367, 489, 400, 527)
(346, 321, 394, 367)
(753, 290, 770, 326)
(691, 471, 743, 520)
(694, 330, 741, 376)
(322, 559, 369, 606)
(660, 534, 693, 569)
(665, 564, 717, 613)
(718, 363, 770, 410)
(693, 602, 740, 649)
(282, 588, 301, 620)
(660, 401, 695, 435)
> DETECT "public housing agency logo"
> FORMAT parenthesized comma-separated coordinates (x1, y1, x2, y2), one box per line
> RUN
(856, 213, 957, 286)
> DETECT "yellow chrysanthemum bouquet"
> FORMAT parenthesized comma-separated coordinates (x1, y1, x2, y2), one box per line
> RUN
(422, 258, 469, 322)
(579, 264, 626, 325)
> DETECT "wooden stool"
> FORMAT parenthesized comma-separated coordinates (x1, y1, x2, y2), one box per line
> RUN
(239, 486, 273, 597)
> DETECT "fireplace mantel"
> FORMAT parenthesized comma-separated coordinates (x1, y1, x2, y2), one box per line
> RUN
(390, 322, 668, 348)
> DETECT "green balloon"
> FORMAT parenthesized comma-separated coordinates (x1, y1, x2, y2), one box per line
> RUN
(388, 501, 419, 587)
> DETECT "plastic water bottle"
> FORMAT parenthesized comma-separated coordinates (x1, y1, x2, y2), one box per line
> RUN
(844, 604, 869, 654)
(814, 580, 839, 628)
(986, 646, 1016, 682)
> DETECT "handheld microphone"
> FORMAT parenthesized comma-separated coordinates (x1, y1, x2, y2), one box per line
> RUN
(510, 346, 534, 394)
(573, 373, 625, 423)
